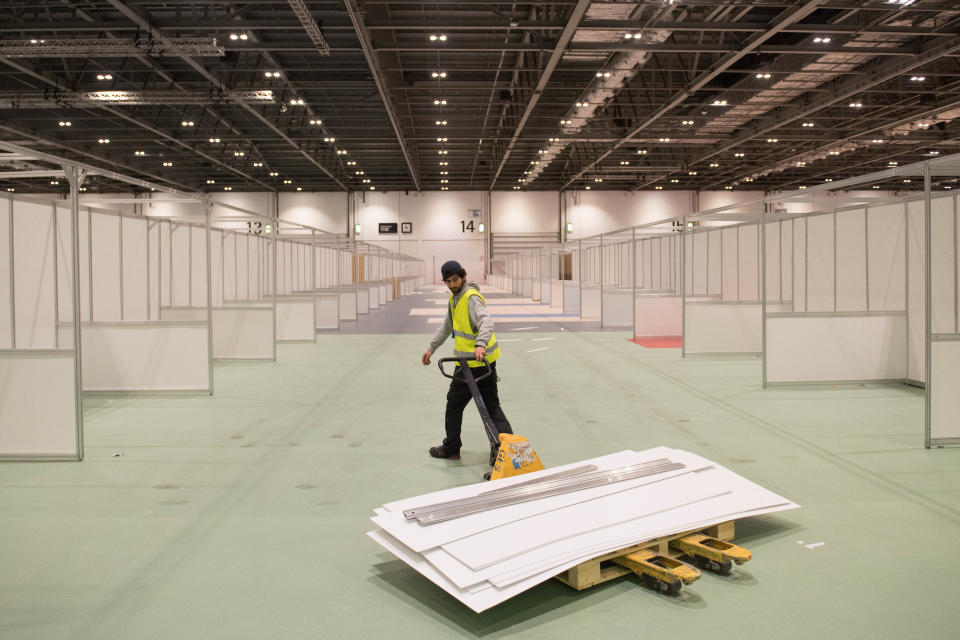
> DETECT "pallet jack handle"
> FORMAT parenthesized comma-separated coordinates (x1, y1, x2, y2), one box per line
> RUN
(436, 357, 492, 382)
(436, 357, 499, 448)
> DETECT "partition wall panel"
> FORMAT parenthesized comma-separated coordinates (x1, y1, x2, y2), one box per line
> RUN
(1, 194, 81, 459)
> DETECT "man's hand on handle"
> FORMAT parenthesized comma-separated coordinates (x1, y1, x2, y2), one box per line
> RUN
(474, 346, 486, 362)
(421, 350, 433, 366)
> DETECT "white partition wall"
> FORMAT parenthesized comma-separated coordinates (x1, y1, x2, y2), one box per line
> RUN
(923, 161, 960, 447)
(1, 192, 82, 459)
(683, 216, 790, 355)
(765, 203, 908, 384)
(634, 230, 681, 339)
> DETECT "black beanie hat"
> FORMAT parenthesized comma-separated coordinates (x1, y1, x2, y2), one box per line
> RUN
(440, 260, 466, 280)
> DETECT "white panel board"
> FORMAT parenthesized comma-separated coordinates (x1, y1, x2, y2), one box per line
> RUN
(601, 288, 632, 328)
(836, 209, 867, 311)
(930, 340, 960, 441)
(867, 204, 906, 312)
(368, 285, 379, 310)
(170, 223, 191, 307)
(91, 212, 121, 321)
(721, 227, 738, 300)
(685, 303, 762, 354)
(738, 224, 760, 301)
(550, 280, 562, 309)
(190, 226, 207, 307)
(316, 294, 339, 330)
(562, 281, 579, 314)
(357, 287, 369, 314)
(81, 324, 209, 391)
(0, 199, 11, 348)
(277, 297, 315, 341)
(13, 200, 57, 348)
(581, 285, 600, 320)
(159, 307, 207, 321)
(634, 296, 682, 337)
(930, 195, 957, 335)
(0, 353, 77, 457)
(806, 214, 835, 311)
(121, 216, 149, 321)
(907, 202, 925, 382)
(340, 290, 358, 320)
(212, 307, 274, 359)
(766, 314, 906, 383)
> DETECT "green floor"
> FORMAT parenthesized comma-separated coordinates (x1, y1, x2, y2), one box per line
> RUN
(1, 326, 958, 639)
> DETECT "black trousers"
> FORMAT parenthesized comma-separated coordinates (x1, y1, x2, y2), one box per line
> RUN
(443, 361, 513, 451)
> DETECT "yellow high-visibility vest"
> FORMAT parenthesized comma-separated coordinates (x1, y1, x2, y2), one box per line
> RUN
(451, 289, 500, 367)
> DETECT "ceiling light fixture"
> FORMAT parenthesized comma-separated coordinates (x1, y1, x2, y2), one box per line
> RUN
(910, 75, 925, 82)
(637, 149, 647, 155)
(270, 171, 279, 177)
(431, 71, 447, 78)
(229, 33, 248, 41)
(289, 98, 304, 106)
(596, 71, 611, 78)
(709, 162, 719, 168)
(264, 71, 281, 78)
(96, 74, 113, 80)
(802, 122, 815, 127)
(58, 121, 71, 127)
(812, 36, 831, 43)
(309, 119, 322, 125)
(181, 120, 194, 126)
(433, 99, 447, 105)
(712, 100, 728, 106)
(429, 34, 447, 42)
(208, 137, 221, 143)
(98, 138, 110, 144)
(849, 102, 862, 108)
(134, 150, 145, 156)
(655, 186, 663, 190)
(756, 73, 771, 79)
(162, 161, 173, 167)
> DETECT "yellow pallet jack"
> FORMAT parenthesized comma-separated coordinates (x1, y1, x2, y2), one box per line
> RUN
(437, 356, 753, 595)
(437, 357, 544, 481)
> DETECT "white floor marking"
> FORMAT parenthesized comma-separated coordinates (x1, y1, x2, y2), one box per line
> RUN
(526, 347, 549, 353)
(532, 337, 555, 341)
(804, 541, 825, 549)
(498, 339, 521, 342)
(511, 326, 537, 331)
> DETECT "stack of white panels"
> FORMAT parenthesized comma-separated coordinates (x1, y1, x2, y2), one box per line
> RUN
(368, 447, 799, 613)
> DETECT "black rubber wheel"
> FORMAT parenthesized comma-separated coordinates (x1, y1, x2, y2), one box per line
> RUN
(482, 471, 492, 481)
(663, 579, 682, 596)
(717, 558, 733, 575)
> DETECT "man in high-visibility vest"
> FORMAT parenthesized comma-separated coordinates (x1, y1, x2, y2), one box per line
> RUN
(421, 260, 513, 463)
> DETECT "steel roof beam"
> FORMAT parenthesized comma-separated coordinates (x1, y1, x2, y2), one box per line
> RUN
(489, 0, 592, 190)
(343, 0, 420, 191)
(559, 0, 830, 190)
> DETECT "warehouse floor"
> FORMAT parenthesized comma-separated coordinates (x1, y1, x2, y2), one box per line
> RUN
(1, 286, 957, 639)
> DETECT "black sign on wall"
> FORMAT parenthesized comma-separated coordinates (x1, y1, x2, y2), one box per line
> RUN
(379, 222, 398, 234)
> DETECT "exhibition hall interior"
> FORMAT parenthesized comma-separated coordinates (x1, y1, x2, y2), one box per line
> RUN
(0, 1, 958, 638)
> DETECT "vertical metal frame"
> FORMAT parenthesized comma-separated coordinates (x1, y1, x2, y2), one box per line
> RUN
(203, 201, 214, 395)
(7, 195, 15, 348)
(52, 204, 59, 348)
(66, 165, 85, 460)
(761, 207, 768, 388)
(924, 163, 933, 447)
(681, 218, 686, 358)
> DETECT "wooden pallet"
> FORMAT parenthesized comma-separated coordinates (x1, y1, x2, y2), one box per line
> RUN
(554, 520, 736, 590)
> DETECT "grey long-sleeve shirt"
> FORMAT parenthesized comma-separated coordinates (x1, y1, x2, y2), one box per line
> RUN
(428, 283, 494, 353)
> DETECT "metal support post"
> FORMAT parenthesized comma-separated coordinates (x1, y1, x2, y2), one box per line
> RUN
(64, 164, 86, 459)
(203, 201, 214, 395)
